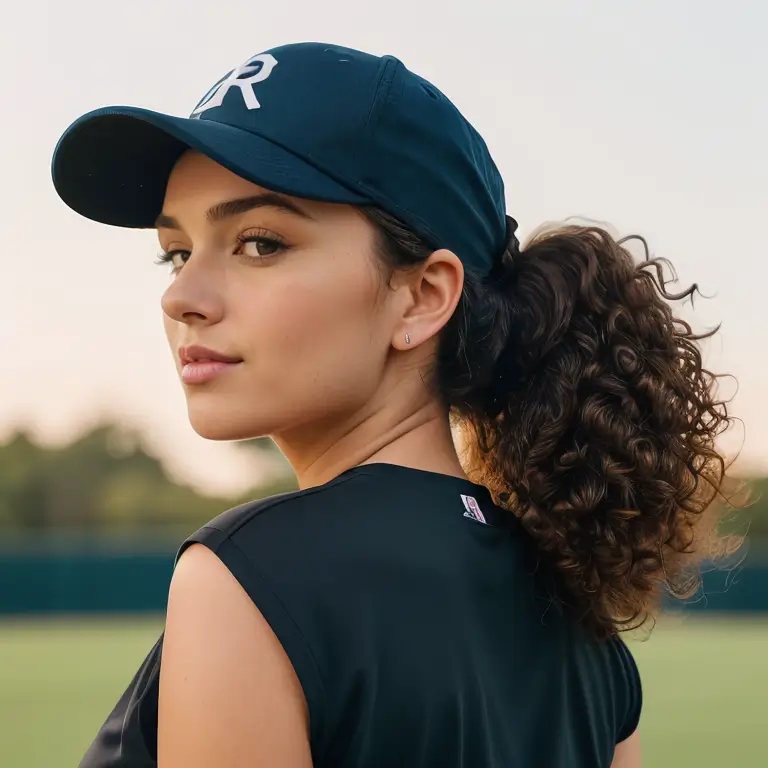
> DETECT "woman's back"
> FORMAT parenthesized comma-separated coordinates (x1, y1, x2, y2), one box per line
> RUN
(82, 463, 640, 767)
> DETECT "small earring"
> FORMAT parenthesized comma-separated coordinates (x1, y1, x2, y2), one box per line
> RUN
(405, 333, 411, 345)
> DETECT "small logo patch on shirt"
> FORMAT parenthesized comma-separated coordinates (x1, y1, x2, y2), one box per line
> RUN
(461, 494, 487, 524)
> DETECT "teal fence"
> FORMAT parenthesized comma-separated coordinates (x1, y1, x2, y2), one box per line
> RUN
(1, 534, 766, 615)
(0, 532, 180, 614)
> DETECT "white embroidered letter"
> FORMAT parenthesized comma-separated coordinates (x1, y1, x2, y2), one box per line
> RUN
(191, 53, 278, 116)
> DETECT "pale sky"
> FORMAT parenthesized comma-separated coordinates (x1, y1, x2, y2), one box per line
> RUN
(1, 1, 766, 495)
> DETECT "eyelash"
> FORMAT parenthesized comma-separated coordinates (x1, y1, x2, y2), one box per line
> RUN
(156, 229, 288, 271)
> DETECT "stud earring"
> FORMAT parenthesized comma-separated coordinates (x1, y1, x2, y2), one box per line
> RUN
(405, 333, 411, 345)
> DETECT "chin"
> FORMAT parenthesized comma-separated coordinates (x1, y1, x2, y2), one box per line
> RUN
(186, 403, 268, 442)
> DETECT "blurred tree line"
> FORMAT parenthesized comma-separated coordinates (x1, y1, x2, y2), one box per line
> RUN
(0, 423, 297, 533)
(0, 422, 765, 546)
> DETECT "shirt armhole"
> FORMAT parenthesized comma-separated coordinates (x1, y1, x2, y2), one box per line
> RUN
(614, 637, 643, 743)
(177, 527, 327, 746)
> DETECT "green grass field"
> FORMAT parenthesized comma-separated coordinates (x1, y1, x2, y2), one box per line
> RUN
(1, 617, 766, 767)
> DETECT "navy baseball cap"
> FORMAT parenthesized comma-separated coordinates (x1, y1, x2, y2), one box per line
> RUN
(52, 42, 508, 275)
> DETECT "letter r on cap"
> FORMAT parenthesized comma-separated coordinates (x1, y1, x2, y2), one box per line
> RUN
(191, 53, 278, 116)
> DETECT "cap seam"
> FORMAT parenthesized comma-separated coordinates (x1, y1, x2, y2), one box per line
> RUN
(355, 59, 445, 249)
(362, 56, 400, 135)
(344, 56, 398, 179)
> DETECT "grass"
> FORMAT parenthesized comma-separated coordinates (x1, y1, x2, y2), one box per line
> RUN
(0, 617, 162, 768)
(629, 616, 768, 766)
(0, 616, 766, 767)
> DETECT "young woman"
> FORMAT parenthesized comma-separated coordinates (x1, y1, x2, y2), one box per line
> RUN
(52, 42, 737, 768)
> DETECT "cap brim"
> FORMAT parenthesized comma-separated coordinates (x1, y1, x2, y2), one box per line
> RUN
(51, 106, 370, 227)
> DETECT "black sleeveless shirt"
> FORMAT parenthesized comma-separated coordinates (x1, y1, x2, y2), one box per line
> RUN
(80, 463, 642, 767)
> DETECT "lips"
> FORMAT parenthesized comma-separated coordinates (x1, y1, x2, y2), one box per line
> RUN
(178, 345, 243, 385)
(179, 345, 243, 365)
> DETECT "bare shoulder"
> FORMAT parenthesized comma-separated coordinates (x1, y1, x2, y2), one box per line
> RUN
(159, 543, 313, 767)
(611, 729, 641, 768)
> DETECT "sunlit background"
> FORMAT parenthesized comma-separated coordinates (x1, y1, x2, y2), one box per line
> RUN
(1, 2, 766, 766)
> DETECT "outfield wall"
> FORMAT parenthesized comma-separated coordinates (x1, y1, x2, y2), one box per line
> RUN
(1, 535, 766, 615)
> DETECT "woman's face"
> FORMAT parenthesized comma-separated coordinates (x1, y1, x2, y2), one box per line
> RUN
(159, 151, 401, 444)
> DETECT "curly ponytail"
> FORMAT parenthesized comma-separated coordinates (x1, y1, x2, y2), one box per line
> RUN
(363, 207, 744, 640)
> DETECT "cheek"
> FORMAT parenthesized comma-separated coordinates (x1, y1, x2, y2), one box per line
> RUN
(243, 265, 385, 410)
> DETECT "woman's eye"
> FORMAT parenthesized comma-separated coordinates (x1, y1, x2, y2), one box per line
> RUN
(168, 251, 190, 269)
(239, 236, 285, 260)
(156, 249, 190, 272)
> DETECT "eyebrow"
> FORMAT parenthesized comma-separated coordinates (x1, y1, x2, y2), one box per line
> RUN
(154, 192, 314, 229)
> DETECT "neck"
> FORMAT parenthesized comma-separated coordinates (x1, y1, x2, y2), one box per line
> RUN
(273, 397, 467, 490)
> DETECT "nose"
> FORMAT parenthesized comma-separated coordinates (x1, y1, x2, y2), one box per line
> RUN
(161, 260, 225, 327)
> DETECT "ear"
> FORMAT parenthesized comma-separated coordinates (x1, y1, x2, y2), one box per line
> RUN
(390, 249, 464, 350)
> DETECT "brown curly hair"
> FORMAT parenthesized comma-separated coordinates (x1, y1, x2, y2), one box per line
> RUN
(363, 207, 745, 641)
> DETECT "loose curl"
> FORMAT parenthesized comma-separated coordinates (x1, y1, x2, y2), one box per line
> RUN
(363, 207, 745, 641)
